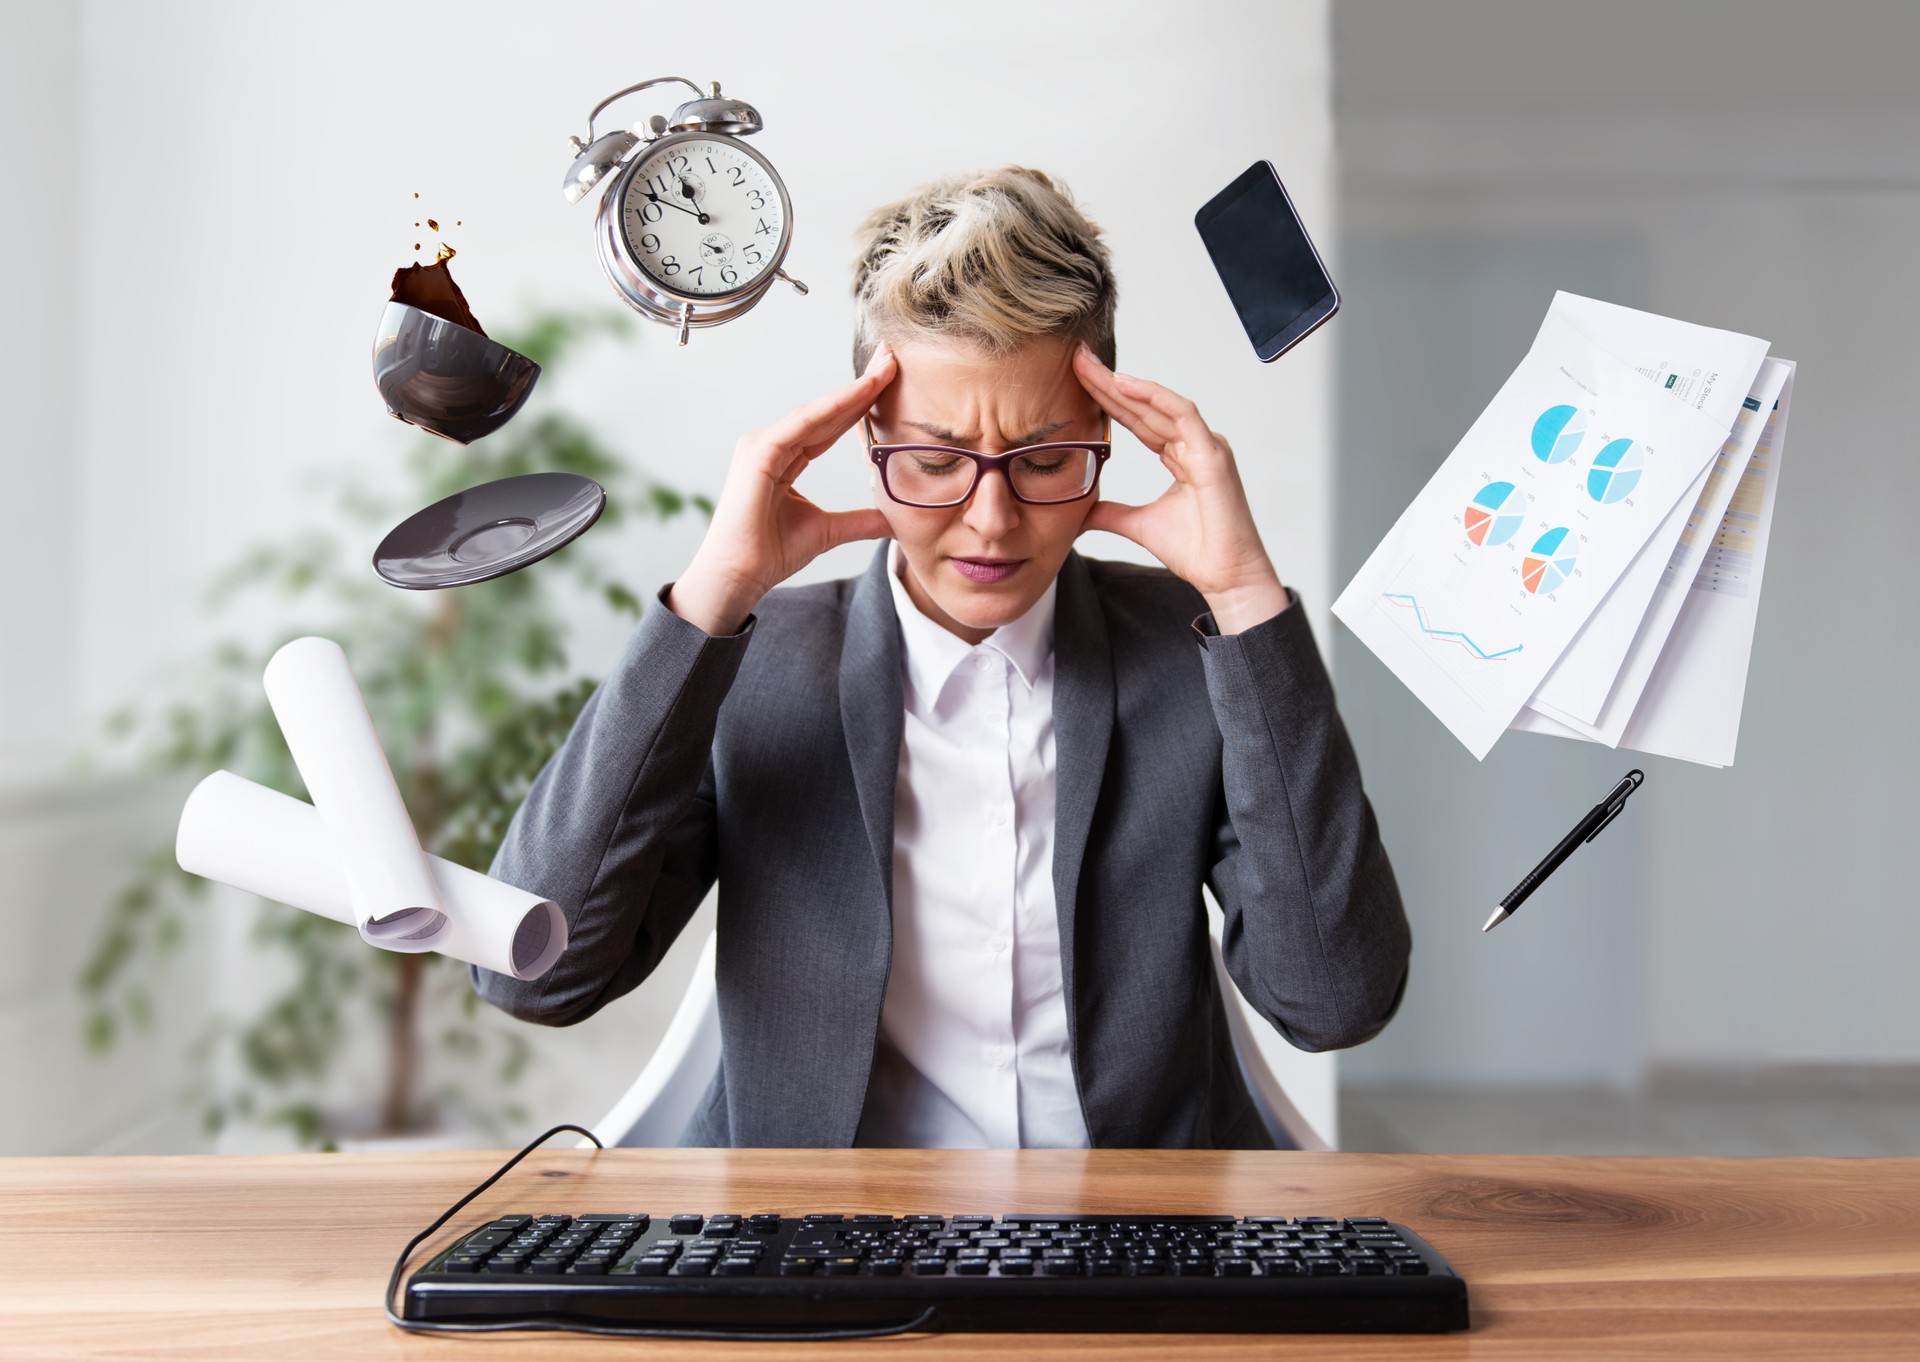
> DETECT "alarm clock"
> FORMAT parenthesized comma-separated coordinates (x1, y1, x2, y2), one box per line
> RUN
(563, 77, 808, 345)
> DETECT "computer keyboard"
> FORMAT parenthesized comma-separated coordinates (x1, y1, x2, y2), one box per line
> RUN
(403, 1210, 1469, 1334)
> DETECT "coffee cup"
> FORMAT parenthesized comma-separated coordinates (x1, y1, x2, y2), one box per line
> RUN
(371, 301, 541, 445)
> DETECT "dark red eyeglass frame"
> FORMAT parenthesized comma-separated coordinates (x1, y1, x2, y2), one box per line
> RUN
(862, 413, 1113, 508)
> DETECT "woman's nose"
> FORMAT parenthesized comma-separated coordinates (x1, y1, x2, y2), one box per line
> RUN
(962, 466, 1022, 539)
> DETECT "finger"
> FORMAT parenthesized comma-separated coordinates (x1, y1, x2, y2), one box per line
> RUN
(1073, 346, 1179, 448)
(1079, 497, 1151, 546)
(1113, 370, 1213, 448)
(762, 343, 897, 457)
(819, 506, 892, 551)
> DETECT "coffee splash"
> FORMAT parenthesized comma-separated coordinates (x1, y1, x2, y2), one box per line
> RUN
(389, 242, 485, 337)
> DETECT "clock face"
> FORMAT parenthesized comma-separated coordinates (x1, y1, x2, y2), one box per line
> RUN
(618, 137, 786, 297)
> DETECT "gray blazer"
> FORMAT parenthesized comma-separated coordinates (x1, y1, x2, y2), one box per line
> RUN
(471, 543, 1410, 1148)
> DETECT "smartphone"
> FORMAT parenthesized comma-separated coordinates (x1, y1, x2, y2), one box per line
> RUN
(1194, 161, 1340, 362)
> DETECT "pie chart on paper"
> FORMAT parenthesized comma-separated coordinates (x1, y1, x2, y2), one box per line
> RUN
(1531, 404, 1587, 464)
(1522, 526, 1578, 595)
(1463, 481, 1526, 547)
(1586, 437, 1644, 504)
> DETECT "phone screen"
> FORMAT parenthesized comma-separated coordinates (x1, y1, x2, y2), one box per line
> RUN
(1195, 162, 1339, 362)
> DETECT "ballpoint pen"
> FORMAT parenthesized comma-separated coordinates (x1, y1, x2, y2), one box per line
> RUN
(1483, 769, 1645, 932)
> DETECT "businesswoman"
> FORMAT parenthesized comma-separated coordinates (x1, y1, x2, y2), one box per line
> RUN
(472, 167, 1411, 1148)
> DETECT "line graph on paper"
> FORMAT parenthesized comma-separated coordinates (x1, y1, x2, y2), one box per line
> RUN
(1377, 586, 1522, 710)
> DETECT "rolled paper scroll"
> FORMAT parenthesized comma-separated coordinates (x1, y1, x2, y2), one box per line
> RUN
(261, 636, 446, 947)
(176, 770, 566, 980)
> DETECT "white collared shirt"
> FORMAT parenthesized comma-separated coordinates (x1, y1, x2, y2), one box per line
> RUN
(854, 541, 1092, 1149)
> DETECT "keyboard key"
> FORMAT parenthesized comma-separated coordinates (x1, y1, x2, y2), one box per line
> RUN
(717, 1259, 759, 1276)
(566, 1261, 609, 1275)
(954, 1260, 991, 1275)
(778, 1261, 816, 1276)
(631, 1259, 670, 1276)
(998, 1260, 1033, 1275)
(668, 1214, 704, 1234)
(748, 1214, 783, 1231)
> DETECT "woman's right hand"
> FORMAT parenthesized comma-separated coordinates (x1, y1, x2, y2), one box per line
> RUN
(667, 343, 897, 635)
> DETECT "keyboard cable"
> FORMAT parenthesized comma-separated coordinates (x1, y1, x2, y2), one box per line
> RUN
(383, 1121, 939, 1341)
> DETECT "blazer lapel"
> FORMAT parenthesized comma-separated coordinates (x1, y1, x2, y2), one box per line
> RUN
(839, 542, 906, 918)
(1049, 549, 1115, 1038)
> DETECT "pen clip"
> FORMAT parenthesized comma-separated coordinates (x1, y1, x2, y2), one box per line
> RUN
(1602, 768, 1645, 813)
(1583, 800, 1626, 844)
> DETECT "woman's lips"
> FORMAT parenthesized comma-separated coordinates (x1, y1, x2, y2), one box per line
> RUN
(950, 557, 1025, 584)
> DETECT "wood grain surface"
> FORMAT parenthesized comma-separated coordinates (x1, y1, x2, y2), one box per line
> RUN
(3, 1147, 1917, 1359)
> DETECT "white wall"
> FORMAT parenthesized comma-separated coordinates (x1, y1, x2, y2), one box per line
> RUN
(1333, 0, 1920, 1086)
(2, 0, 1336, 1152)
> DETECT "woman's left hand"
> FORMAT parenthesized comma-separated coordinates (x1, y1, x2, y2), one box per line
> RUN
(1073, 344, 1290, 634)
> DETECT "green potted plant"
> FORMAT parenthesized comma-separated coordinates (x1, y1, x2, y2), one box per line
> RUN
(77, 307, 709, 1151)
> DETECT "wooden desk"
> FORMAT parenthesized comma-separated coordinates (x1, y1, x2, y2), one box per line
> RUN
(3, 1148, 1917, 1359)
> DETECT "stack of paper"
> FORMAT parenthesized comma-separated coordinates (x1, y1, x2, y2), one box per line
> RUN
(1332, 292, 1794, 767)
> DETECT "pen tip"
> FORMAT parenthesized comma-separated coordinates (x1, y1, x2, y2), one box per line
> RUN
(1482, 906, 1509, 933)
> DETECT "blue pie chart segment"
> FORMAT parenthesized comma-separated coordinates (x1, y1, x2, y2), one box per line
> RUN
(1464, 481, 1526, 547)
(1531, 405, 1586, 464)
(1587, 438, 1643, 504)
(1522, 526, 1578, 595)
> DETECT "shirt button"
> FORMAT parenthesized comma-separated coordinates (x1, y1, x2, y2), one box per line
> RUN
(973, 655, 993, 672)
(987, 1046, 1011, 1068)
(988, 935, 1009, 954)
(990, 808, 1010, 827)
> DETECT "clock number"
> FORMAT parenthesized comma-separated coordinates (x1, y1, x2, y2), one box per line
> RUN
(640, 233, 660, 253)
(689, 265, 704, 285)
(721, 265, 738, 285)
(728, 165, 745, 187)
(659, 255, 680, 276)
(746, 189, 765, 209)
(744, 246, 763, 265)
(755, 217, 775, 236)
(647, 172, 674, 197)
(640, 200, 663, 223)
(668, 153, 690, 174)
(706, 155, 717, 174)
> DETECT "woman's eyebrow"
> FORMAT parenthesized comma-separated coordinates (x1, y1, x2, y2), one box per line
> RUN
(903, 418, 1073, 446)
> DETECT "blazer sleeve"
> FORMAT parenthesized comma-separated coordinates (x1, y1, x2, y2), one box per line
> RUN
(468, 584, 756, 1027)
(1195, 589, 1412, 1051)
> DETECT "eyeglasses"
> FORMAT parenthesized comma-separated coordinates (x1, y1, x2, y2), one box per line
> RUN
(864, 413, 1112, 508)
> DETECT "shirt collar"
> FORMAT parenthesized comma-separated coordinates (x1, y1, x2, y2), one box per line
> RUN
(887, 540, 1057, 708)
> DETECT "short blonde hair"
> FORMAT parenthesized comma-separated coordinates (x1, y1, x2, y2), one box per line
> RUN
(850, 166, 1117, 374)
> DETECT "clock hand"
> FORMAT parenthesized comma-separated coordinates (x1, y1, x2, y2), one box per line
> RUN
(644, 189, 704, 221)
(678, 179, 711, 224)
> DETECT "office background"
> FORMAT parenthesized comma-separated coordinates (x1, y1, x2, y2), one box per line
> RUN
(0, 0, 1911, 1157)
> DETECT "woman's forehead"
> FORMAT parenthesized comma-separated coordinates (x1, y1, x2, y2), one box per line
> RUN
(883, 336, 1091, 440)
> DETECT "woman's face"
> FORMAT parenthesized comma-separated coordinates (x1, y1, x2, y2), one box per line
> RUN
(867, 335, 1104, 644)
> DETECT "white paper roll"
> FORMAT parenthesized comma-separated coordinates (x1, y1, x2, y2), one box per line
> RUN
(177, 771, 567, 979)
(262, 636, 446, 947)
